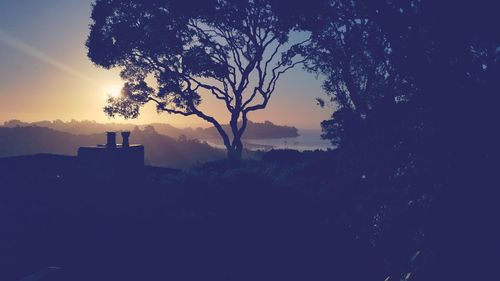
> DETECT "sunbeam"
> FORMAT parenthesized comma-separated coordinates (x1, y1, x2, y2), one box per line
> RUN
(0, 29, 99, 86)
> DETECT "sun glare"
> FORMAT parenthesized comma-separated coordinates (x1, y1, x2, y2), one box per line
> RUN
(105, 84, 122, 98)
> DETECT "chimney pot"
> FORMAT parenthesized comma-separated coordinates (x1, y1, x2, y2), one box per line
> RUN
(121, 131, 130, 148)
(106, 132, 117, 148)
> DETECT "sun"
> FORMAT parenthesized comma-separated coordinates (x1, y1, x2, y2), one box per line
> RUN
(105, 84, 122, 98)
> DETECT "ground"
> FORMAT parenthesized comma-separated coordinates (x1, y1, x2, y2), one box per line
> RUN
(0, 152, 424, 281)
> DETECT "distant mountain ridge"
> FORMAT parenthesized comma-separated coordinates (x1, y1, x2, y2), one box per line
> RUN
(0, 126, 225, 168)
(3, 119, 299, 139)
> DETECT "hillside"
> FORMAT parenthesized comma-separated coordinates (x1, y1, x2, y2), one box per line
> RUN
(0, 126, 225, 168)
(3, 119, 298, 139)
(184, 120, 299, 139)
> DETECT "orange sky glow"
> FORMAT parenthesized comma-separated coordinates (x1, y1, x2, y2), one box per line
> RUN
(0, 1, 331, 129)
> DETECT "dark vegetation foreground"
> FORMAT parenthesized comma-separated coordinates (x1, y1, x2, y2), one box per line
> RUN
(1, 0, 499, 279)
(0, 151, 465, 281)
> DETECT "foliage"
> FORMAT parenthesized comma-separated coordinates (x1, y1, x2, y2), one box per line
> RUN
(305, 0, 500, 279)
(87, 0, 326, 160)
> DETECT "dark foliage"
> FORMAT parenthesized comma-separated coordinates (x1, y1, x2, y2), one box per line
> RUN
(305, 0, 500, 280)
(2, 0, 497, 280)
(0, 152, 382, 281)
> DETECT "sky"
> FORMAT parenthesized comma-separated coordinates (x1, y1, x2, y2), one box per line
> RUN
(0, 0, 331, 129)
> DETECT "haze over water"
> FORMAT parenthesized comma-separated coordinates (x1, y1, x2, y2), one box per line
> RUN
(203, 129, 332, 151)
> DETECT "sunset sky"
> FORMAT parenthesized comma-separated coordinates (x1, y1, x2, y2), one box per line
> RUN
(0, 0, 331, 129)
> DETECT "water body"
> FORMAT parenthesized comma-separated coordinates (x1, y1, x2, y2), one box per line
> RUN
(203, 129, 333, 151)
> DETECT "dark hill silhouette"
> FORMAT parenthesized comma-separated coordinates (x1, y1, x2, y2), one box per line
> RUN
(185, 120, 299, 139)
(129, 126, 225, 168)
(0, 126, 224, 168)
(2, 119, 186, 138)
(3, 119, 298, 140)
(0, 126, 85, 157)
(0, 153, 77, 179)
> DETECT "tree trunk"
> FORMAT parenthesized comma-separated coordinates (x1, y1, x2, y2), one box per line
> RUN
(226, 110, 244, 162)
(227, 145, 243, 162)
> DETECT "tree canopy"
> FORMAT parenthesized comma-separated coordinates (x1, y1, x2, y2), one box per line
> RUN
(87, 0, 327, 160)
(305, 1, 500, 279)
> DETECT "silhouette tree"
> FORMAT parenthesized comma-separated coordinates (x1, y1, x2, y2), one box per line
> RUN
(86, 0, 324, 161)
(304, 0, 500, 279)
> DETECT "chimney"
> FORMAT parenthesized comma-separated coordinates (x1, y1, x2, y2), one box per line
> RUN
(106, 132, 117, 148)
(121, 131, 130, 148)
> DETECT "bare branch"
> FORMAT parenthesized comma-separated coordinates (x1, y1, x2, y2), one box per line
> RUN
(244, 58, 307, 113)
